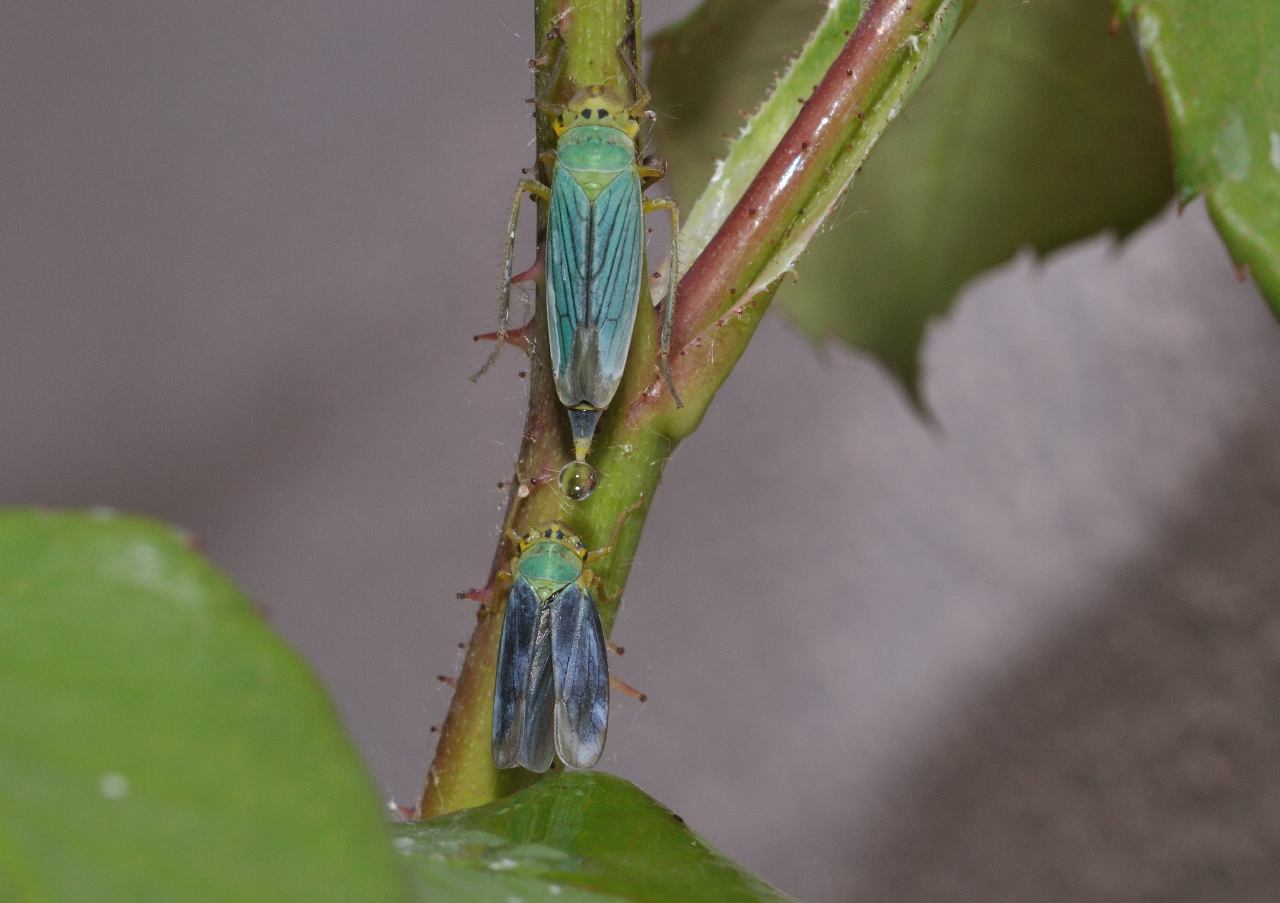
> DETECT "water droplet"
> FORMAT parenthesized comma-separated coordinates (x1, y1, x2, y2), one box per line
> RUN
(99, 773, 130, 800)
(558, 461, 598, 501)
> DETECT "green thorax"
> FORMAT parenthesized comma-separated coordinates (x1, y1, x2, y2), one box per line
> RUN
(557, 126, 635, 200)
(516, 539, 585, 601)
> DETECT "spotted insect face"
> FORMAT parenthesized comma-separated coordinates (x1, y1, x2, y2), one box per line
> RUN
(517, 522, 588, 558)
(553, 85, 640, 139)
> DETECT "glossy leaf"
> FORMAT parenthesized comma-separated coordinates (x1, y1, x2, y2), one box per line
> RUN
(0, 509, 408, 902)
(652, 0, 1173, 397)
(397, 772, 793, 902)
(1118, 0, 1280, 313)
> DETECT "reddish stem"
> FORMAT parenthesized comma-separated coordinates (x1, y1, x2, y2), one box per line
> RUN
(671, 0, 921, 351)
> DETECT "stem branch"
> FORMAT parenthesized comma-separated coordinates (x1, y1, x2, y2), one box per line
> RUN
(420, 0, 971, 817)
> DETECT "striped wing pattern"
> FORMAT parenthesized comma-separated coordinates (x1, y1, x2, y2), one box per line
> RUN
(546, 165, 645, 408)
(550, 580, 609, 769)
(491, 577, 535, 768)
(518, 603, 556, 772)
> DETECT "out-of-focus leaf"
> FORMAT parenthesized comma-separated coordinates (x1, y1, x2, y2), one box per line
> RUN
(0, 509, 408, 902)
(1118, 0, 1280, 313)
(652, 0, 1173, 398)
(396, 771, 794, 902)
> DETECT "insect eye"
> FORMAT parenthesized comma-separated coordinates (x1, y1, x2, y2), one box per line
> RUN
(581, 109, 591, 119)
(597, 109, 608, 118)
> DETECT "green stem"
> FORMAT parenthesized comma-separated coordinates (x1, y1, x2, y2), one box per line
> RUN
(420, 0, 973, 817)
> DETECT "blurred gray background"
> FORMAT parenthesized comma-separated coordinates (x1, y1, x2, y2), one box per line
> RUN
(5, 2, 1280, 901)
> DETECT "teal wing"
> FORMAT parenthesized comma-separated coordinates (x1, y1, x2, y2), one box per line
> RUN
(586, 169, 644, 402)
(547, 165, 590, 392)
(546, 166, 644, 409)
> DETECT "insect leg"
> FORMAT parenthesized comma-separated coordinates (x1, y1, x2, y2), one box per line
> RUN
(584, 494, 647, 565)
(471, 179, 550, 382)
(637, 156, 667, 187)
(537, 150, 558, 183)
(531, 23, 568, 119)
(614, 28, 652, 117)
(528, 21, 564, 70)
(642, 196, 683, 407)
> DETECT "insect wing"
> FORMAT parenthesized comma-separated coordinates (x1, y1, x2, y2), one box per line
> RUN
(584, 169, 644, 404)
(546, 166, 590, 396)
(549, 580, 609, 768)
(518, 606, 556, 773)
(546, 167, 644, 409)
(492, 576, 541, 769)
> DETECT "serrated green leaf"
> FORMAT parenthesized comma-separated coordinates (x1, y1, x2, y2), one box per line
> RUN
(0, 510, 408, 903)
(1118, 0, 1280, 313)
(651, 0, 856, 259)
(652, 0, 1173, 397)
(397, 772, 793, 902)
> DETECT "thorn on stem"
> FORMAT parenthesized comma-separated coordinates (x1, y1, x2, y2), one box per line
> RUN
(511, 258, 544, 284)
(610, 674, 647, 703)
(387, 800, 418, 822)
(472, 320, 535, 351)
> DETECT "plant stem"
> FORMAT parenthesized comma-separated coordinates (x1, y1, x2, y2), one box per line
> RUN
(420, 0, 972, 818)
(419, 0, 648, 817)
